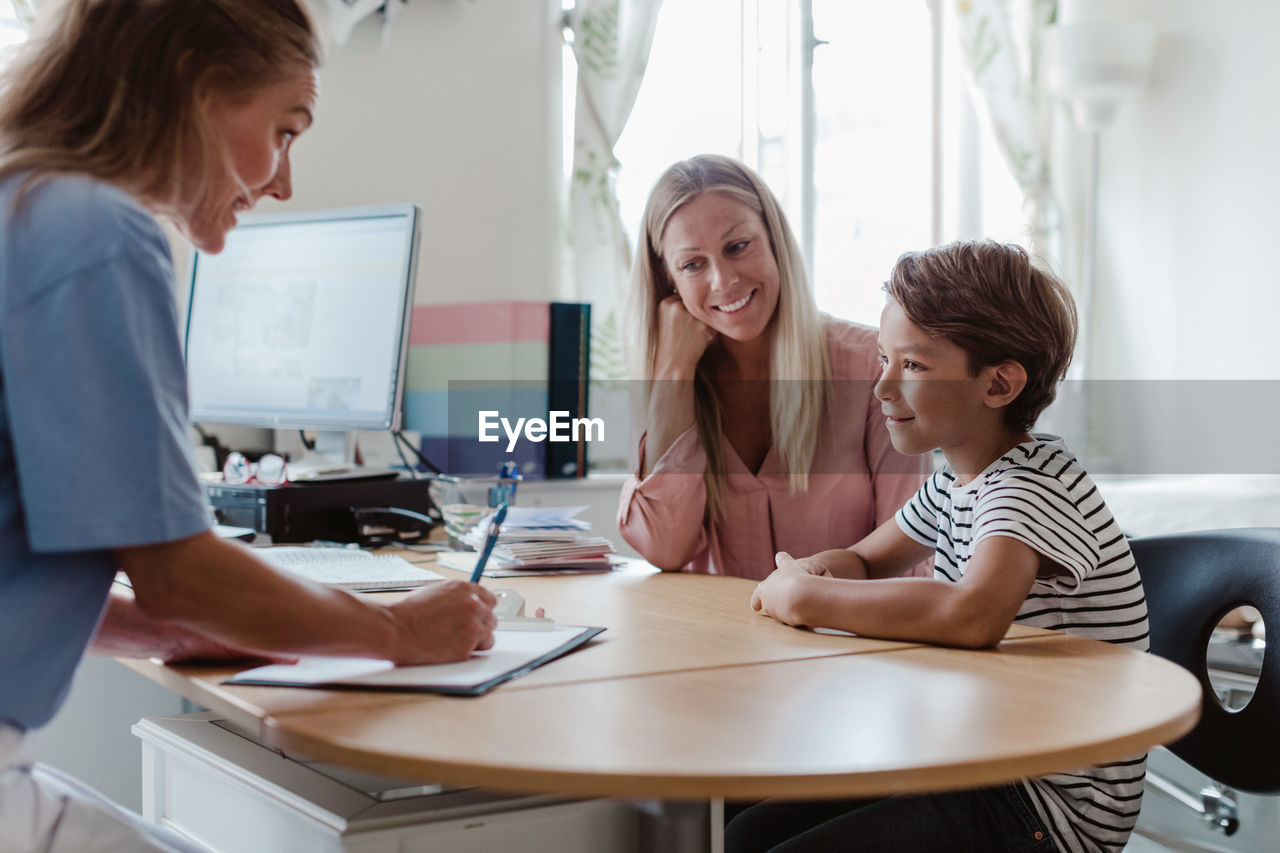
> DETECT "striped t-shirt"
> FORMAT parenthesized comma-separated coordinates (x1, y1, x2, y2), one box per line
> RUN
(895, 435, 1149, 853)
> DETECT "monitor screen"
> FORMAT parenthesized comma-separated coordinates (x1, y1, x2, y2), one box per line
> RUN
(184, 204, 421, 433)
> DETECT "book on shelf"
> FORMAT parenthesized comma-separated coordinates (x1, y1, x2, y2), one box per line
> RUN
(401, 300, 591, 479)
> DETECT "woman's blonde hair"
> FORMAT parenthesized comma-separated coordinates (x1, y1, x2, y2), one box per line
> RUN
(0, 0, 320, 213)
(625, 154, 831, 519)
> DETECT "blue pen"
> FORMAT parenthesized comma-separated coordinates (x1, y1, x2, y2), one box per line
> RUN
(496, 460, 521, 505)
(469, 503, 508, 583)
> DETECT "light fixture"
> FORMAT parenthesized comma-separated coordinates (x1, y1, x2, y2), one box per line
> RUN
(1046, 21, 1157, 132)
(1043, 13, 1157, 443)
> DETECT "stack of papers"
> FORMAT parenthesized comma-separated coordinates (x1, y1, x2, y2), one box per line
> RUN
(455, 506, 616, 570)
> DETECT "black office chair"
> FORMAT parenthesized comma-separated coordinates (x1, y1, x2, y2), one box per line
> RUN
(1128, 528, 1280, 843)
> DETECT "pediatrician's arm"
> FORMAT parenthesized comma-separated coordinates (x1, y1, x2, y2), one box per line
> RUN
(90, 585, 292, 662)
(112, 531, 496, 665)
(752, 532, 1041, 648)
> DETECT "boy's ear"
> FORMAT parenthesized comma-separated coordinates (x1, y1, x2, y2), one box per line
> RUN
(981, 361, 1028, 410)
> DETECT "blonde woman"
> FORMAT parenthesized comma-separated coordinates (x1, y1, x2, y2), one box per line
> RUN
(0, 3, 494, 849)
(618, 155, 930, 579)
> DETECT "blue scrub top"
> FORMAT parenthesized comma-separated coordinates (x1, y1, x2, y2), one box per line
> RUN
(0, 174, 209, 731)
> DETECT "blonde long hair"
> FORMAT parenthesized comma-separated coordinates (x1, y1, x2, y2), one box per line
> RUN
(0, 0, 319, 213)
(626, 154, 831, 519)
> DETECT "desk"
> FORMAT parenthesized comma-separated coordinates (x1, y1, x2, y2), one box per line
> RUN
(120, 560, 1201, 803)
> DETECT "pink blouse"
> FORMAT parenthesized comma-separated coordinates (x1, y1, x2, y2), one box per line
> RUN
(618, 320, 931, 580)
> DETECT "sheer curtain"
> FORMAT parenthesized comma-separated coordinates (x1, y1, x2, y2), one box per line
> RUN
(5, 0, 33, 30)
(951, 0, 1061, 263)
(567, 0, 663, 383)
(7, 0, 33, 28)
(951, 0, 1089, 441)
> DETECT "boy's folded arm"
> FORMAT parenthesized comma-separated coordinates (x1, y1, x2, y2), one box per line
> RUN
(848, 521, 936, 579)
(767, 536, 1041, 648)
(775, 524, 930, 580)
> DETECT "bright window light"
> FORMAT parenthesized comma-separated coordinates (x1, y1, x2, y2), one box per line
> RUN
(809, 0, 933, 325)
(571, 0, 1026, 326)
(1, 4, 29, 65)
(611, 0, 942, 326)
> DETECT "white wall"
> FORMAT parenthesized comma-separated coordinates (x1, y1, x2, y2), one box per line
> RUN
(1089, 0, 1280, 382)
(27, 659, 187, 812)
(174, 0, 565, 307)
(1059, 1, 1280, 473)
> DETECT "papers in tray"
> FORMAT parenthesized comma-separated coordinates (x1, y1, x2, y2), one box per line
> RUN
(224, 625, 605, 696)
(255, 547, 444, 591)
(470, 505, 593, 531)
(435, 550, 617, 577)
(457, 505, 617, 569)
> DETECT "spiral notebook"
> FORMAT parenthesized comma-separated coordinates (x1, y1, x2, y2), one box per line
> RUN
(256, 547, 445, 591)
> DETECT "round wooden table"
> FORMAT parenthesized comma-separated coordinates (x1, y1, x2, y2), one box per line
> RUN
(123, 563, 1201, 800)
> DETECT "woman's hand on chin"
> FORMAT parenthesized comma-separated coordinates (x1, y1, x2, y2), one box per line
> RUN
(653, 294, 717, 379)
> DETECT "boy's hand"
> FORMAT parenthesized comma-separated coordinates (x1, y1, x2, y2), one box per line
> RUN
(750, 567, 809, 626)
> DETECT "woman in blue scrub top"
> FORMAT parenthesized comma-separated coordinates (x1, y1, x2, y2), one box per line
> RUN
(0, 3, 496, 850)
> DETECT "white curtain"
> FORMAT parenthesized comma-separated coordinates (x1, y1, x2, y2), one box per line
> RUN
(951, 0, 1060, 262)
(9, 0, 35, 30)
(567, 0, 663, 381)
(952, 0, 1093, 442)
(323, 0, 405, 47)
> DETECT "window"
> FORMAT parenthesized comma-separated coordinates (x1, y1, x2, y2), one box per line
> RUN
(807, 0, 935, 324)
(1, 1, 30, 70)
(598, 0, 1024, 326)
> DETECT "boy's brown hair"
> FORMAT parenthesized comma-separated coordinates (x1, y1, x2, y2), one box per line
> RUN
(885, 240, 1077, 432)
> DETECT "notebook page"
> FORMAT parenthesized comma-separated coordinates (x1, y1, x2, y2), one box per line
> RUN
(257, 548, 444, 590)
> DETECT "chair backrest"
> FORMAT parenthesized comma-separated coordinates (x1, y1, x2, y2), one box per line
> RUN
(1130, 528, 1280, 794)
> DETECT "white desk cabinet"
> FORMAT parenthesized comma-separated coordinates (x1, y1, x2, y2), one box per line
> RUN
(134, 713, 646, 853)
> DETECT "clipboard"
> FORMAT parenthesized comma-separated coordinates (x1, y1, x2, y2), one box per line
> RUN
(223, 625, 604, 696)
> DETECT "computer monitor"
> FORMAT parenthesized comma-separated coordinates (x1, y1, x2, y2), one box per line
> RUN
(184, 203, 421, 477)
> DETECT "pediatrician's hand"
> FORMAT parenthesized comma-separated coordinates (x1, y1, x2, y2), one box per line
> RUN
(385, 580, 498, 664)
(653, 294, 717, 379)
(166, 632, 299, 666)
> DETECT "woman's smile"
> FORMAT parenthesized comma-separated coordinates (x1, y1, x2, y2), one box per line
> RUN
(715, 290, 756, 313)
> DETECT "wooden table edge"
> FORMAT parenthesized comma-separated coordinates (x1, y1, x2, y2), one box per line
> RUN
(114, 626, 1076, 731)
(258, 698, 1201, 801)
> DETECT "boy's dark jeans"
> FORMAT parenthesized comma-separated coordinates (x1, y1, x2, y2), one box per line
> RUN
(724, 783, 1060, 853)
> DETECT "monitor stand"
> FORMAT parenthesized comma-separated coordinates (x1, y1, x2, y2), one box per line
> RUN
(287, 431, 398, 483)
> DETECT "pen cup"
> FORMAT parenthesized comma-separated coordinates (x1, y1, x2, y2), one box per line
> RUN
(440, 503, 487, 549)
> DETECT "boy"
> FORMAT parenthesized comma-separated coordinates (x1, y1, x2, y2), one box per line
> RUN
(737, 241, 1149, 853)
